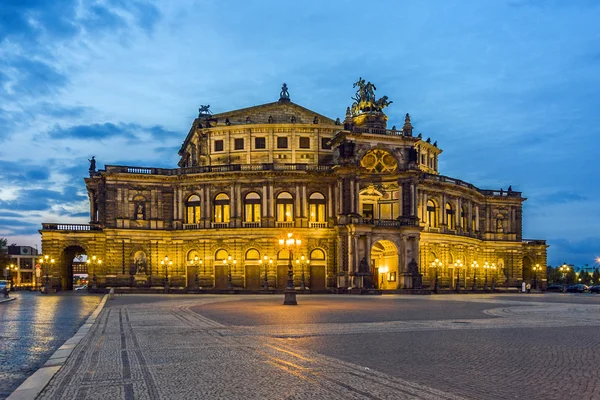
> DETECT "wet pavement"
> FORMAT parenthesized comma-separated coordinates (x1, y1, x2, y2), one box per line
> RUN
(0, 291, 102, 399)
(36, 292, 600, 400)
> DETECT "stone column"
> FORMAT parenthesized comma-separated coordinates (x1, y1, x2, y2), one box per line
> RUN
(328, 185, 333, 219)
(397, 183, 403, 218)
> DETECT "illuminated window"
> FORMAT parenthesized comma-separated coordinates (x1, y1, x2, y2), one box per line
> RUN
(276, 192, 293, 222)
(245, 249, 260, 260)
(461, 206, 468, 230)
(362, 203, 374, 219)
(213, 193, 230, 223)
(427, 200, 437, 227)
(310, 249, 326, 260)
(215, 249, 228, 261)
(308, 192, 326, 223)
(446, 203, 455, 230)
(244, 192, 261, 222)
(185, 194, 201, 224)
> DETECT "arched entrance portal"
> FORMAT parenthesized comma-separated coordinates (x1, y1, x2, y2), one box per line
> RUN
(61, 246, 86, 291)
(370, 240, 398, 290)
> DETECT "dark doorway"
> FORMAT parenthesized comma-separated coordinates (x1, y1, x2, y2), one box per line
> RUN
(187, 265, 196, 290)
(277, 264, 288, 288)
(523, 257, 532, 281)
(215, 265, 228, 289)
(310, 265, 326, 292)
(245, 265, 260, 290)
(62, 246, 85, 291)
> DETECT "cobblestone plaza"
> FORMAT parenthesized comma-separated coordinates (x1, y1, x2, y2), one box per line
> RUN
(17, 293, 600, 399)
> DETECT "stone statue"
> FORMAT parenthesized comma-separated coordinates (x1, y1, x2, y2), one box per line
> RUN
(364, 81, 376, 102)
(136, 203, 144, 220)
(350, 78, 392, 115)
(198, 105, 212, 116)
(280, 83, 290, 101)
(88, 156, 96, 173)
(351, 77, 367, 104)
(374, 95, 392, 111)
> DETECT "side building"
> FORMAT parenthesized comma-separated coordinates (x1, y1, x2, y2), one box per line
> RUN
(40, 81, 547, 292)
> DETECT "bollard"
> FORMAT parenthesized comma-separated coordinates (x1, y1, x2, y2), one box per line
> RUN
(108, 287, 115, 300)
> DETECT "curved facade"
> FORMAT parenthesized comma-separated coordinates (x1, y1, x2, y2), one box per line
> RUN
(40, 82, 547, 291)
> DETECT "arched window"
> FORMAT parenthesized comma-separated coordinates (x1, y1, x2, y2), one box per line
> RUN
(185, 194, 201, 224)
(276, 192, 294, 222)
(309, 192, 326, 223)
(213, 193, 230, 223)
(244, 192, 261, 223)
(496, 214, 504, 233)
(245, 248, 260, 260)
(277, 249, 291, 260)
(427, 200, 437, 228)
(446, 203, 455, 230)
(215, 249, 228, 261)
(461, 206, 468, 231)
(310, 249, 326, 260)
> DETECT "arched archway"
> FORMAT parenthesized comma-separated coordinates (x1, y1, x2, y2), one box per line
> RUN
(370, 240, 398, 290)
(61, 245, 86, 291)
(309, 248, 327, 292)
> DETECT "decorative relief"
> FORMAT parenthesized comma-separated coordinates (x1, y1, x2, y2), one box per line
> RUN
(360, 149, 397, 173)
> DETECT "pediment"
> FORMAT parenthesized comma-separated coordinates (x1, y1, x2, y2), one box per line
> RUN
(209, 101, 336, 125)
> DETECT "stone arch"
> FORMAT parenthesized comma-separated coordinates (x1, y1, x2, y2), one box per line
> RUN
(370, 239, 399, 290)
(245, 248, 260, 260)
(59, 244, 88, 291)
(131, 250, 148, 275)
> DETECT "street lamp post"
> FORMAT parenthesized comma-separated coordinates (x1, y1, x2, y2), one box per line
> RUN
(559, 263, 570, 293)
(279, 232, 301, 305)
(532, 263, 542, 290)
(86, 256, 102, 290)
(161, 256, 172, 293)
(6, 264, 18, 290)
(483, 262, 490, 292)
(454, 259, 463, 293)
(431, 258, 442, 294)
(296, 256, 308, 291)
(259, 255, 272, 290)
(222, 256, 235, 291)
(491, 263, 497, 292)
(189, 256, 200, 290)
(471, 261, 479, 292)
(39, 255, 54, 293)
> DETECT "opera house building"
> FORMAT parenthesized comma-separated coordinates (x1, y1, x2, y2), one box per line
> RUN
(40, 80, 547, 293)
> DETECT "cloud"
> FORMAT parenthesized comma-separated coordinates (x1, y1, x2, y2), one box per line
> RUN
(548, 237, 600, 267)
(47, 121, 179, 142)
(536, 191, 589, 205)
(48, 122, 136, 140)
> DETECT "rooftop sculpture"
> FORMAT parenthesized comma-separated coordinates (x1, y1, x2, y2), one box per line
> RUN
(350, 77, 393, 116)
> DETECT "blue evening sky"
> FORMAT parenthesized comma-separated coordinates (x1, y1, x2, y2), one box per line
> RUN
(0, 0, 598, 267)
